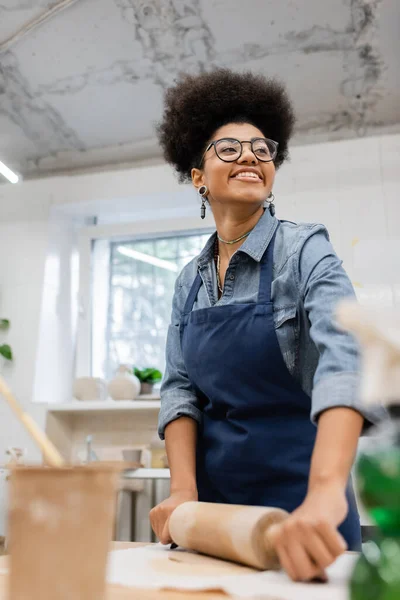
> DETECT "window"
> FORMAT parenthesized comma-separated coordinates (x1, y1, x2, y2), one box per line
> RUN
(91, 229, 213, 382)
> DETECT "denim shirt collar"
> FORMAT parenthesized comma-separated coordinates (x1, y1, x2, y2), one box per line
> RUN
(197, 208, 278, 267)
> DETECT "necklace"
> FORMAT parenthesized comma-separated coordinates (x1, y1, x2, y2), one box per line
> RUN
(213, 238, 223, 295)
(216, 254, 223, 294)
(214, 226, 255, 294)
(214, 215, 262, 293)
(217, 227, 254, 245)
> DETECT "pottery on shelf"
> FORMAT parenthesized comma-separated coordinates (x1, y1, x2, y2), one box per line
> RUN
(150, 431, 167, 468)
(122, 448, 143, 463)
(73, 377, 108, 402)
(140, 382, 154, 395)
(107, 366, 141, 401)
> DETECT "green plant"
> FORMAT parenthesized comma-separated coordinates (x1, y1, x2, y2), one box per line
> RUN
(133, 367, 162, 384)
(0, 319, 12, 361)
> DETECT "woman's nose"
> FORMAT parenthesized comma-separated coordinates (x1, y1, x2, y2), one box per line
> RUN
(238, 142, 258, 164)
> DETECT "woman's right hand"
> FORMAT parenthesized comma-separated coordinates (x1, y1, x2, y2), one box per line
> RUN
(149, 488, 198, 545)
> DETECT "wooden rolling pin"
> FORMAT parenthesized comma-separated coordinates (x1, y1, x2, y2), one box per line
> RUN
(169, 501, 288, 570)
(0, 375, 64, 467)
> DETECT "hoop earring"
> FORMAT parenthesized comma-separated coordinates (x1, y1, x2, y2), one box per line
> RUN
(198, 185, 208, 219)
(266, 191, 276, 216)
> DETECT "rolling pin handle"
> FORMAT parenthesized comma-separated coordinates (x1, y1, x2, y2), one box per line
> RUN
(263, 524, 281, 570)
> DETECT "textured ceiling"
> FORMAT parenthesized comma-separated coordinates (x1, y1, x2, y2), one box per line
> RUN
(0, 0, 399, 181)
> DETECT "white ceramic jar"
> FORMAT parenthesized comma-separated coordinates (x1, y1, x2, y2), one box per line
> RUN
(107, 366, 141, 401)
(72, 377, 108, 401)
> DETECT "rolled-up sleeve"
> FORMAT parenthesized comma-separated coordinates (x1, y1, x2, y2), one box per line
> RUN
(158, 274, 203, 440)
(298, 226, 387, 426)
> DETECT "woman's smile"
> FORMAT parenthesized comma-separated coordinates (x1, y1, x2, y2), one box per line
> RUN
(231, 172, 263, 183)
(230, 167, 263, 183)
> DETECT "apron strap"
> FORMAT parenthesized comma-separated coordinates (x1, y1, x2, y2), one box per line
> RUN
(257, 223, 279, 304)
(183, 271, 203, 315)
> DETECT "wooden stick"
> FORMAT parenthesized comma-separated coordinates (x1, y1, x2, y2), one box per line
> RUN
(0, 375, 65, 467)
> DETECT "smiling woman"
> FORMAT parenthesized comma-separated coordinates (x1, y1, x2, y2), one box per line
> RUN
(156, 70, 294, 238)
(157, 69, 294, 183)
(150, 68, 386, 582)
(192, 122, 276, 218)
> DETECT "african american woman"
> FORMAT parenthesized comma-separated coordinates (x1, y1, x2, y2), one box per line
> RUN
(149, 69, 385, 582)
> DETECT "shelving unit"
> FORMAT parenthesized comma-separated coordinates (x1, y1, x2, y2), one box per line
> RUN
(48, 397, 161, 415)
(45, 396, 162, 463)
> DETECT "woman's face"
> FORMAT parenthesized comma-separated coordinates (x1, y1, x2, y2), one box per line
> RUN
(192, 122, 276, 207)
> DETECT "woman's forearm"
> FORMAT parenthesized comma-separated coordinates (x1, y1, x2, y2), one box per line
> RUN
(308, 407, 364, 492)
(165, 416, 198, 493)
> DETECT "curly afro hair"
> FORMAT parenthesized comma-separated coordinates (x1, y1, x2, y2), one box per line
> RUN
(157, 69, 296, 183)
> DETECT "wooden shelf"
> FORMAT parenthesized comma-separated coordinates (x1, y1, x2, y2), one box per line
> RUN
(122, 468, 170, 480)
(47, 397, 161, 415)
(45, 396, 162, 467)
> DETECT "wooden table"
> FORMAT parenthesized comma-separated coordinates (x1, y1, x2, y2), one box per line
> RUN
(0, 542, 352, 599)
(0, 543, 228, 600)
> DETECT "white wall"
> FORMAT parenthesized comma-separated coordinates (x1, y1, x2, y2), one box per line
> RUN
(0, 133, 399, 532)
(0, 221, 49, 533)
(278, 134, 400, 285)
(32, 211, 82, 407)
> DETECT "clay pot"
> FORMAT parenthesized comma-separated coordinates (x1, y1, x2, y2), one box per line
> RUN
(108, 366, 141, 401)
(140, 382, 154, 395)
(73, 377, 107, 401)
(8, 465, 118, 600)
(150, 431, 166, 468)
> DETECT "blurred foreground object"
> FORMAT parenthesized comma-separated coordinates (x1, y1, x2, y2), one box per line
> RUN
(337, 302, 400, 600)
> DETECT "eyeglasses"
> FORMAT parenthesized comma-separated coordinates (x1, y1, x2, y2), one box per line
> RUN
(201, 137, 279, 164)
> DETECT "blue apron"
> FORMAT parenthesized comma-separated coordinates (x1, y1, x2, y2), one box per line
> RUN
(179, 224, 361, 550)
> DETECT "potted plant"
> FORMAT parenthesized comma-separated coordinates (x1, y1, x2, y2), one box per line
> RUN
(133, 367, 162, 395)
(0, 319, 12, 362)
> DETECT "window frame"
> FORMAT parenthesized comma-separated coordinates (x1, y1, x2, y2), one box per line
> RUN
(76, 216, 215, 378)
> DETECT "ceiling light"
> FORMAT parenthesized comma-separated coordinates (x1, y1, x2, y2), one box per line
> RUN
(117, 246, 178, 272)
(0, 161, 19, 184)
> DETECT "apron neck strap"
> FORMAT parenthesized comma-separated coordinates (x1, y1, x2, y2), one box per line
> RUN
(183, 272, 202, 315)
(257, 223, 279, 304)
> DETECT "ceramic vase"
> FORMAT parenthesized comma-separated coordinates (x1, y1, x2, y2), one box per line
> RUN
(73, 377, 108, 401)
(108, 366, 141, 401)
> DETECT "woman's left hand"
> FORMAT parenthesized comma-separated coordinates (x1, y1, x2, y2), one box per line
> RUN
(268, 482, 349, 582)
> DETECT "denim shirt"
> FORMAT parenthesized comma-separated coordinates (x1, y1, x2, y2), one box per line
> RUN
(158, 209, 386, 439)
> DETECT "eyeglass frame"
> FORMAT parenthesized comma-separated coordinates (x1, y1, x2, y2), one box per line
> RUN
(200, 137, 279, 165)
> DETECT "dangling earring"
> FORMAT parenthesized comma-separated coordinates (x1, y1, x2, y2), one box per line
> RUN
(266, 191, 276, 216)
(198, 185, 208, 219)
